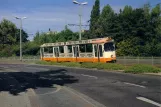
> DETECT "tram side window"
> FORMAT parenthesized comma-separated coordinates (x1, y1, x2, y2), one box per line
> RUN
(86, 44, 92, 52)
(104, 43, 115, 51)
(79, 44, 86, 53)
(59, 46, 64, 53)
(44, 47, 53, 53)
(67, 45, 72, 53)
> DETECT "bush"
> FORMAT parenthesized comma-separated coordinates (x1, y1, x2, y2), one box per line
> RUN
(23, 42, 40, 55)
(0, 45, 15, 57)
(125, 64, 161, 74)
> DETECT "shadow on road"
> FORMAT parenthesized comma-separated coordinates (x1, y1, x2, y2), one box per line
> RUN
(0, 69, 78, 95)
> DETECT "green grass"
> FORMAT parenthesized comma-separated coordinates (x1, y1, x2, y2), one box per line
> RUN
(36, 61, 124, 71)
(125, 64, 161, 74)
(81, 62, 125, 70)
(36, 61, 161, 74)
(59, 62, 81, 67)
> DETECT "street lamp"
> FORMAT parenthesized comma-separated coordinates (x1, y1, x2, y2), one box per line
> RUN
(15, 16, 27, 61)
(73, 0, 88, 40)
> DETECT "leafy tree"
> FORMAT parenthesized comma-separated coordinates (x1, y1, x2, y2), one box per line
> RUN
(23, 42, 40, 55)
(0, 19, 29, 56)
(151, 4, 161, 41)
(57, 25, 78, 42)
(119, 6, 133, 40)
(116, 37, 143, 56)
(96, 5, 115, 38)
(33, 25, 78, 44)
(15, 29, 28, 43)
(89, 0, 100, 38)
(0, 19, 17, 46)
(34, 31, 40, 44)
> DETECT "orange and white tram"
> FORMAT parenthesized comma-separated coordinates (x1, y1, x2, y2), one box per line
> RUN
(40, 37, 116, 63)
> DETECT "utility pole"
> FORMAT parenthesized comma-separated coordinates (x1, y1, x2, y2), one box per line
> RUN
(79, 5, 82, 40)
(20, 19, 22, 61)
(68, 24, 89, 38)
(15, 16, 27, 61)
(73, 0, 88, 40)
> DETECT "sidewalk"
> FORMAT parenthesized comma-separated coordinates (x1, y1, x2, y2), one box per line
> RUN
(0, 91, 32, 107)
(144, 72, 161, 76)
(0, 67, 34, 107)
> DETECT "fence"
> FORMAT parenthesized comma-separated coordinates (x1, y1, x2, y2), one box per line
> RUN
(0, 56, 40, 62)
(117, 56, 161, 67)
(0, 56, 161, 67)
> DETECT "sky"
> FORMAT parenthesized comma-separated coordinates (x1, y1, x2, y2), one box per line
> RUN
(0, 0, 160, 40)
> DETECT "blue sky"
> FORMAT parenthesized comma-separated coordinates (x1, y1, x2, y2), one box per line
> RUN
(0, 0, 160, 40)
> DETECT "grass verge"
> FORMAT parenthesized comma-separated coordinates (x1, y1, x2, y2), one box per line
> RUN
(36, 61, 124, 71)
(36, 61, 161, 74)
(81, 63, 125, 70)
(124, 64, 161, 74)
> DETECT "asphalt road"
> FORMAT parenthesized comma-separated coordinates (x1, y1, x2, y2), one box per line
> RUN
(0, 63, 161, 107)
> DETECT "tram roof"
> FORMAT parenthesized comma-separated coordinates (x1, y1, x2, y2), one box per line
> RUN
(40, 37, 114, 47)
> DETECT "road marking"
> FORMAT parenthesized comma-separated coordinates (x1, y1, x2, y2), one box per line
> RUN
(64, 87, 97, 107)
(81, 74, 98, 79)
(28, 85, 61, 96)
(136, 97, 161, 107)
(29, 88, 36, 96)
(124, 82, 146, 88)
(27, 89, 40, 107)
(38, 85, 61, 96)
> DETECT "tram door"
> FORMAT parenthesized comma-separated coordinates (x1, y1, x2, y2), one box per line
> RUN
(94, 44, 103, 58)
(73, 45, 79, 57)
(54, 47, 59, 57)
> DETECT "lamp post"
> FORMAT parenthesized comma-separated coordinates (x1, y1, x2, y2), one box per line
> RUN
(73, 0, 88, 40)
(15, 16, 27, 61)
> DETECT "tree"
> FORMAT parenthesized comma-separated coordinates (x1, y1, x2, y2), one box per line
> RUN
(0, 19, 29, 56)
(0, 19, 28, 45)
(96, 5, 115, 38)
(34, 31, 40, 44)
(33, 25, 78, 45)
(89, 0, 100, 38)
(151, 4, 161, 41)
(56, 25, 78, 42)
(0, 19, 17, 46)
(119, 6, 133, 40)
(15, 29, 28, 43)
(22, 42, 40, 56)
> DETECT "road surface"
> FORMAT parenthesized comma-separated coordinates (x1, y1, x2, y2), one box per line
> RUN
(0, 63, 160, 107)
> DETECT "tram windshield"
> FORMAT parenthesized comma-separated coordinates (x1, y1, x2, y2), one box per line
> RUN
(104, 42, 115, 51)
